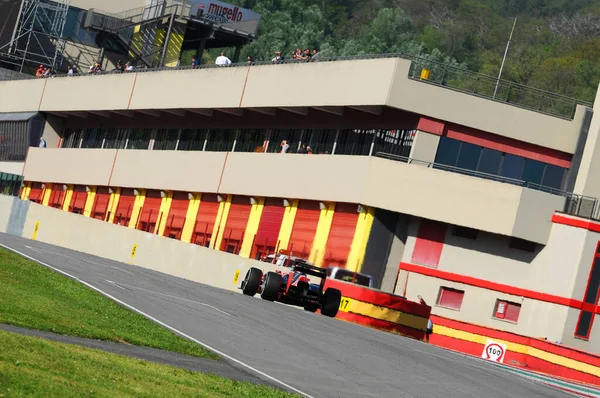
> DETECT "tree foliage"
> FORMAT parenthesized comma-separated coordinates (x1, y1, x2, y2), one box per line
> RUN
(204, 0, 600, 101)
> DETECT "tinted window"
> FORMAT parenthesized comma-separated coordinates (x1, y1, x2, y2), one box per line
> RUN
(584, 257, 600, 304)
(500, 154, 525, 180)
(477, 148, 502, 175)
(542, 164, 566, 190)
(521, 159, 545, 186)
(576, 311, 594, 338)
(434, 137, 461, 166)
(456, 142, 481, 171)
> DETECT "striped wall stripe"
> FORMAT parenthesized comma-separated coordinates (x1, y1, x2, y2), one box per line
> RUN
(346, 206, 374, 273)
(82, 186, 96, 217)
(180, 193, 201, 243)
(310, 202, 335, 266)
(435, 324, 600, 377)
(339, 295, 428, 331)
(276, 199, 298, 252)
(239, 197, 265, 258)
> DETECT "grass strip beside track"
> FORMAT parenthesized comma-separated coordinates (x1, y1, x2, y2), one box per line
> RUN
(0, 248, 217, 359)
(0, 330, 297, 398)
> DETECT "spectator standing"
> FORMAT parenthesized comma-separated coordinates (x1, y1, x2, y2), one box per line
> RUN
(280, 140, 289, 153)
(192, 56, 199, 68)
(272, 51, 284, 63)
(306, 146, 313, 154)
(215, 52, 232, 66)
(67, 66, 74, 76)
(247, 55, 255, 65)
(297, 144, 308, 154)
(39, 138, 46, 148)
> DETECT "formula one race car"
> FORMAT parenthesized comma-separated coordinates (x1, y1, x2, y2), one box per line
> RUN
(239, 259, 342, 317)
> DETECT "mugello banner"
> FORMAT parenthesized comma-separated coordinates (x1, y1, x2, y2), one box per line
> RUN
(191, 0, 261, 23)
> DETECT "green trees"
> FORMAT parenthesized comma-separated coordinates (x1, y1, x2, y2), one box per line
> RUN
(205, 0, 600, 101)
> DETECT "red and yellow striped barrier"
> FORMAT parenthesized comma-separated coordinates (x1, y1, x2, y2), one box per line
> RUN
(323, 279, 431, 340)
(430, 315, 600, 387)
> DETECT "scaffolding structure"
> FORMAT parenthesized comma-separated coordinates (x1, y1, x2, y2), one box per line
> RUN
(0, 0, 70, 72)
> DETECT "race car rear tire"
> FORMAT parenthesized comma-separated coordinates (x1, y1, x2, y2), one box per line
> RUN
(321, 288, 342, 318)
(241, 267, 262, 296)
(261, 272, 283, 302)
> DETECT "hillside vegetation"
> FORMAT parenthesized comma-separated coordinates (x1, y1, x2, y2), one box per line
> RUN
(217, 0, 600, 101)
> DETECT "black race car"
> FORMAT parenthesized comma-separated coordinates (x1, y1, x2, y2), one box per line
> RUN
(239, 259, 342, 317)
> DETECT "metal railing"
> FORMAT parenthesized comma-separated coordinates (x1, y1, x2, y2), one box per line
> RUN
(15, 51, 589, 120)
(375, 151, 600, 222)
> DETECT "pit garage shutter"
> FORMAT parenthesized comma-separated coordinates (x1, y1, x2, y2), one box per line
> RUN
(113, 188, 135, 226)
(323, 203, 359, 268)
(252, 198, 285, 259)
(91, 187, 111, 220)
(193, 194, 220, 247)
(28, 182, 44, 203)
(220, 196, 251, 254)
(137, 190, 162, 232)
(287, 200, 320, 259)
(48, 184, 65, 209)
(69, 185, 88, 215)
(164, 191, 190, 240)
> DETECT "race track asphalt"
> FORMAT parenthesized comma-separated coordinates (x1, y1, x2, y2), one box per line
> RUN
(0, 233, 578, 398)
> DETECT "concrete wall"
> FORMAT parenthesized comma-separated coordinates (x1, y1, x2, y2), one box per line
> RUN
(4, 194, 283, 292)
(22, 148, 565, 243)
(404, 272, 569, 342)
(0, 162, 24, 176)
(0, 58, 583, 153)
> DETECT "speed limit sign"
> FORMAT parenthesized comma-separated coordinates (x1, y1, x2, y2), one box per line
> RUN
(481, 340, 507, 363)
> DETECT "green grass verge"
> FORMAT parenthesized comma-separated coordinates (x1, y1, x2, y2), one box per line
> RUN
(0, 247, 217, 359)
(0, 330, 297, 398)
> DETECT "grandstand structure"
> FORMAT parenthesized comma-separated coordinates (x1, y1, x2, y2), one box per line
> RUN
(0, 0, 260, 73)
(4, 39, 600, 354)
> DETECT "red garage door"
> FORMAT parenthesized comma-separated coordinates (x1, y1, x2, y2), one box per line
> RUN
(164, 192, 190, 240)
(48, 184, 66, 209)
(68, 186, 88, 215)
(91, 187, 111, 220)
(252, 198, 285, 259)
(323, 203, 359, 267)
(137, 190, 162, 232)
(220, 196, 251, 254)
(193, 194, 220, 247)
(28, 182, 45, 204)
(113, 188, 135, 226)
(287, 200, 320, 260)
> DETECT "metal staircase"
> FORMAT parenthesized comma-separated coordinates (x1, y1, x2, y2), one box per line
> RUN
(83, 1, 192, 68)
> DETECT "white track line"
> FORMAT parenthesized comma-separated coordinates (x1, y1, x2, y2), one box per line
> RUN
(0, 242, 316, 398)
(24, 245, 42, 253)
(106, 281, 232, 316)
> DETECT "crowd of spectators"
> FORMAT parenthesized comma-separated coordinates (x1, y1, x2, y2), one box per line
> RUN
(35, 46, 321, 78)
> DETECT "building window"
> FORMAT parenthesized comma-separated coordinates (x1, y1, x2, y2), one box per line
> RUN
(509, 237, 537, 252)
(493, 300, 521, 323)
(437, 287, 464, 310)
(452, 226, 478, 240)
(575, 246, 600, 339)
(411, 220, 447, 267)
(433, 136, 567, 190)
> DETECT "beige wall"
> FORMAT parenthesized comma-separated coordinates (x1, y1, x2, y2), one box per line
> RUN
(109, 150, 227, 192)
(0, 58, 583, 154)
(0, 79, 44, 113)
(23, 148, 117, 186)
(402, 272, 569, 342)
(400, 218, 587, 299)
(0, 162, 24, 176)
(408, 131, 440, 164)
(41, 74, 137, 112)
(22, 149, 565, 243)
